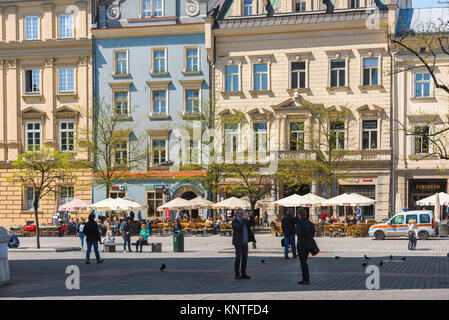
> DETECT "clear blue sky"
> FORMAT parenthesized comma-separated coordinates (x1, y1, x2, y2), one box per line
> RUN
(413, 0, 449, 8)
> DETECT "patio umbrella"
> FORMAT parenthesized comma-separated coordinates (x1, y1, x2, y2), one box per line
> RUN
(212, 197, 249, 209)
(157, 197, 191, 211)
(395, 193, 403, 214)
(58, 198, 90, 212)
(89, 197, 147, 211)
(273, 194, 305, 207)
(239, 197, 265, 209)
(416, 192, 449, 206)
(187, 197, 215, 209)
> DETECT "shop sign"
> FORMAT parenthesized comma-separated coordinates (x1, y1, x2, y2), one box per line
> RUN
(155, 185, 165, 191)
(164, 209, 170, 219)
(111, 185, 126, 191)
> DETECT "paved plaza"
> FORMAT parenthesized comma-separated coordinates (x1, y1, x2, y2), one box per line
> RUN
(2, 234, 449, 300)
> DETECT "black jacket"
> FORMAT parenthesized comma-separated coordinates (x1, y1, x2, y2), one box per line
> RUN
(281, 215, 296, 236)
(232, 216, 255, 246)
(295, 218, 315, 249)
(83, 221, 101, 242)
(122, 221, 131, 239)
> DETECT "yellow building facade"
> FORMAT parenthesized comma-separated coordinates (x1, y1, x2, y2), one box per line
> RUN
(0, 0, 92, 227)
(209, 0, 407, 221)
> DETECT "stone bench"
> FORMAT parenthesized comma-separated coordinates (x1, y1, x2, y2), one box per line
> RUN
(104, 243, 117, 252)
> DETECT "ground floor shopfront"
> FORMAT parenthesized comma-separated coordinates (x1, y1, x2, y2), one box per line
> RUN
(0, 167, 92, 228)
(92, 172, 207, 220)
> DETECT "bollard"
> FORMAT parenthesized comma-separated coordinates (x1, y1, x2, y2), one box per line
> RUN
(0, 227, 10, 285)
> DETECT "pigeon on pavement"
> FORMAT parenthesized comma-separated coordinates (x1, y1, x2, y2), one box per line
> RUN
(160, 263, 166, 271)
(364, 255, 371, 260)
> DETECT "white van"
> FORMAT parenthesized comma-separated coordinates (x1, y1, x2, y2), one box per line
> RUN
(368, 210, 435, 240)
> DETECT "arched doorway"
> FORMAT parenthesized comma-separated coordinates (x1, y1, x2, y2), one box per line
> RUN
(181, 191, 197, 200)
(173, 185, 203, 219)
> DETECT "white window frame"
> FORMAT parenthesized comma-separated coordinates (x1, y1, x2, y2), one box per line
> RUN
(59, 14, 74, 39)
(151, 89, 168, 116)
(25, 186, 39, 211)
(184, 47, 200, 73)
(362, 57, 380, 86)
(329, 58, 348, 88)
(224, 64, 240, 92)
(58, 68, 75, 93)
(414, 72, 433, 98)
(142, 0, 164, 18)
(223, 123, 239, 160)
(361, 119, 378, 150)
(59, 186, 74, 206)
(114, 50, 129, 76)
(253, 121, 268, 153)
(184, 89, 200, 115)
(412, 124, 432, 155)
(59, 120, 76, 153)
(25, 16, 39, 40)
(288, 120, 305, 151)
(349, 0, 360, 8)
(290, 60, 308, 90)
(25, 121, 42, 152)
(244, 0, 254, 16)
(151, 48, 167, 74)
(24, 69, 41, 94)
(151, 139, 167, 166)
(295, 0, 307, 12)
(113, 91, 130, 116)
(330, 120, 346, 150)
(114, 140, 129, 167)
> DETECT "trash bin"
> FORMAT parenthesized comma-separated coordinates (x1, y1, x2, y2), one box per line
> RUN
(438, 220, 449, 236)
(0, 227, 10, 285)
(173, 231, 184, 252)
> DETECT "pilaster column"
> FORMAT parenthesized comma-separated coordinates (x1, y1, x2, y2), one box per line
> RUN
(280, 115, 287, 151)
(311, 179, 318, 222)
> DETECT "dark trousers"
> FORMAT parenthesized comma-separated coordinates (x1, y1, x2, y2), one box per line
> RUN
(297, 246, 311, 282)
(234, 243, 249, 276)
(135, 239, 147, 252)
(123, 237, 131, 251)
(86, 241, 101, 261)
(408, 237, 417, 250)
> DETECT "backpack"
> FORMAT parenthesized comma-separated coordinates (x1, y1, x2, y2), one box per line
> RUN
(302, 220, 315, 240)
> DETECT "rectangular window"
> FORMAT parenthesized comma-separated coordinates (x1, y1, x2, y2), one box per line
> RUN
(330, 59, 346, 87)
(291, 61, 306, 89)
(114, 141, 128, 167)
(186, 48, 199, 72)
(295, 0, 306, 12)
(115, 51, 128, 75)
(350, 0, 360, 8)
(110, 191, 126, 199)
(185, 139, 199, 164)
(330, 121, 345, 150)
(185, 89, 199, 115)
(152, 140, 166, 165)
(362, 120, 378, 150)
(289, 122, 305, 151)
(415, 73, 432, 98)
(60, 121, 75, 152)
(114, 91, 129, 116)
(25, 70, 41, 94)
(224, 123, 238, 160)
(225, 65, 239, 92)
(253, 63, 268, 91)
(244, 0, 253, 16)
(26, 187, 39, 211)
(26, 122, 41, 152)
(414, 126, 430, 154)
(60, 186, 74, 206)
(147, 191, 164, 217)
(143, 0, 163, 17)
(59, 14, 73, 39)
(152, 90, 167, 115)
(363, 58, 379, 86)
(59, 68, 75, 93)
(25, 16, 39, 40)
(153, 49, 166, 73)
(254, 122, 267, 152)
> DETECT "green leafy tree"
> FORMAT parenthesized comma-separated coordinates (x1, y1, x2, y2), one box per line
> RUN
(8, 146, 76, 249)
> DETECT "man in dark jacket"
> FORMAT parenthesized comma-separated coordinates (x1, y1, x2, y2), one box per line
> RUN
(122, 217, 132, 252)
(295, 207, 315, 285)
(281, 210, 297, 259)
(232, 208, 255, 280)
(83, 213, 104, 264)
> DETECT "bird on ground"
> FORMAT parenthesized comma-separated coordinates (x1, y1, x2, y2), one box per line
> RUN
(389, 255, 393, 260)
(160, 263, 166, 271)
(401, 257, 406, 261)
(364, 255, 371, 260)
(379, 261, 384, 266)
(261, 259, 265, 264)
(334, 256, 340, 260)
(362, 263, 368, 267)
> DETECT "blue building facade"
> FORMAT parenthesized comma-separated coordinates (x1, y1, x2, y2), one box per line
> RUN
(92, 0, 212, 218)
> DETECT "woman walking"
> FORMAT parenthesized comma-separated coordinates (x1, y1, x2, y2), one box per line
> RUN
(77, 218, 86, 250)
(407, 219, 418, 250)
(135, 224, 150, 252)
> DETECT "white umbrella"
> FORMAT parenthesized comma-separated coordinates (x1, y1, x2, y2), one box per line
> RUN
(273, 194, 305, 207)
(295, 193, 327, 207)
(395, 193, 404, 214)
(416, 192, 449, 206)
(212, 197, 249, 209)
(187, 197, 215, 209)
(322, 193, 376, 207)
(157, 197, 191, 211)
(58, 198, 90, 212)
(89, 197, 147, 211)
(239, 197, 265, 209)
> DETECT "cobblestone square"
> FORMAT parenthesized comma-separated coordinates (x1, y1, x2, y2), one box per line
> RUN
(2, 234, 449, 300)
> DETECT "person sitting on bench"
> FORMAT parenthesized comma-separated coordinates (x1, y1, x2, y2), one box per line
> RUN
(101, 225, 115, 252)
(135, 224, 150, 252)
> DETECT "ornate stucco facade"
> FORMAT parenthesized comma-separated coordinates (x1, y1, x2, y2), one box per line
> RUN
(209, 0, 410, 221)
(0, 0, 93, 227)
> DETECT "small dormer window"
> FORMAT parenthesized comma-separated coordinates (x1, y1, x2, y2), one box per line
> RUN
(350, 0, 360, 8)
(244, 0, 253, 16)
(295, 0, 306, 12)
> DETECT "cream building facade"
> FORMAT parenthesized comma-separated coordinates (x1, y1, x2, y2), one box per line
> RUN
(0, 0, 92, 227)
(208, 0, 411, 221)
(393, 7, 449, 215)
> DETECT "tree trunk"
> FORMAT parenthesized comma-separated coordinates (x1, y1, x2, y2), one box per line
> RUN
(34, 204, 40, 249)
(251, 202, 256, 249)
